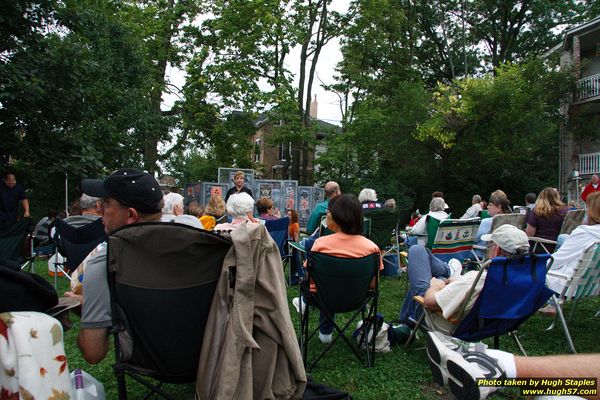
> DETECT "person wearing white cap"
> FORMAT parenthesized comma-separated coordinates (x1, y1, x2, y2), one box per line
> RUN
(398, 225, 530, 332)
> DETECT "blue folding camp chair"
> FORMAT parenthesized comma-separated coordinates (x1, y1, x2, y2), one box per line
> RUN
(408, 253, 554, 355)
(52, 218, 106, 287)
(264, 216, 290, 258)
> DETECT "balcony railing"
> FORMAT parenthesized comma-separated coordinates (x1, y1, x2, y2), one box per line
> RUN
(579, 152, 600, 175)
(576, 73, 600, 101)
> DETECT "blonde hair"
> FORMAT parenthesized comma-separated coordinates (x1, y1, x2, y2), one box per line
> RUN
(587, 192, 600, 225)
(233, 171, 245, 179)
(533, 187, 564, 218)
(205, 195, 226, 217)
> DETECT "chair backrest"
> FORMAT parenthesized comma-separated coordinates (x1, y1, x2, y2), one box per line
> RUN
(562, 241, 600, 300)
(560, 209, 586, 235)
(365, 209, 400, 249)
(0, 218, 34, 264)
(490, 213, 526, 233)
(308, 252, 379, 314)
(453, 253, 554, 342)
(513, 206, 528, 215)
(54, 218, 107, 273)
(429, 218, 481, 263)
(425, 214, 451, 249)
(108, 222, 232, 382)
(265, 216, 290, 257)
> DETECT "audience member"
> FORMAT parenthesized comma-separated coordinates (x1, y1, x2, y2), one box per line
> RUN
(407, 198, 448, 246)
(306, 181, 341, 234)
(540, 191, 600, 315)
(200, 194, 227, 231)
(69, 199, 82, 216)
(288, 209, 300, 242)
(358, 188, 383, 212)
(581, 174, 600, 202)
(33, 209, 58, 246)
(525, 187, 568, 253)
(0, 172, 29, 222)
(432, 191, 449, 210)
(460, 195, 482, 219)
(292, 194, 382, 343)
(64, 168, 163, 364)
(256, 198, 279, 221)
(224, 171, 253, 203)
(399, 225, 529, 333)
(384, 198, 396, 210)
(63, 194, 102, 228)
(186, 201, 204, 218)
(408, 210, 421, 228)
(214, 192, 256, 231)
(161, 192, 203, 229)
(473, 190, 511, 258)
(427, 331, 600, 400)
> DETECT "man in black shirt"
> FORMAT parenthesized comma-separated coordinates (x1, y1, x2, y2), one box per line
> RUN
(0, 173, 29, 222)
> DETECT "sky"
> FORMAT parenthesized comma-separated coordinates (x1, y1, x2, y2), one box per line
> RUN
(163, 0, 350, 126)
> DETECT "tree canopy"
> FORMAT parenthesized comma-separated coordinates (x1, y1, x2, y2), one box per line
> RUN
(0, 0, 595, 217)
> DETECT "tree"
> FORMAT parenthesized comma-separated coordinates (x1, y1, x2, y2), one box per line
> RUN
(416, 60, 575, 206)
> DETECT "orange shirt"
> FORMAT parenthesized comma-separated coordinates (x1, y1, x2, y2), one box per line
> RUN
(311, 232, 383, 270)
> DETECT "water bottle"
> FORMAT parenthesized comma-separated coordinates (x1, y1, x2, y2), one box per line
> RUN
(71, 369, 106, 400)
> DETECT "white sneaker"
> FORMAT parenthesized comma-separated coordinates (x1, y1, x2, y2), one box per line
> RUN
(292, 297, 306, 315)
(427, 332, 503, 399)
(426, 331, 487, 387)
(319, 332, 332, 343)
(448, 258, 463, 278)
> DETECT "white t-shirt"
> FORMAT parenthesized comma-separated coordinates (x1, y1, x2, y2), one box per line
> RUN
(546, 224, 600, 293)
(434, 270, 487, 320)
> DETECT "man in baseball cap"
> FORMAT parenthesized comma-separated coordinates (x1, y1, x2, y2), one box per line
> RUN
(68, 168, 163, 364)
(398, 224, 529, 334)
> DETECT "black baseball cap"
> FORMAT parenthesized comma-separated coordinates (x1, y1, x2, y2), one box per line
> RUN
(81, 168, 163, 213)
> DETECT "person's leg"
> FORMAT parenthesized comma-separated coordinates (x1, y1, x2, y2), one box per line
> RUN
(399, 245, 450, 323)
(514, 354, 600, 378)
(318, 310, 335, 343)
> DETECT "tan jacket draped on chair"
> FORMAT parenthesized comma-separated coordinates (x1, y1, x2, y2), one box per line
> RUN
(196, 222, 307, 399)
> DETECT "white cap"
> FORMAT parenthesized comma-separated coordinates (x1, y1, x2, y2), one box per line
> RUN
(481, 224, 529, 254)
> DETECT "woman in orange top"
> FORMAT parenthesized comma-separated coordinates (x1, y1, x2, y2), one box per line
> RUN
(287, 209, 300, 241)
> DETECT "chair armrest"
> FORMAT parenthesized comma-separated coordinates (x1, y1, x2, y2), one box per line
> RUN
(528, 236, 558, 245)
(413, 295, 459, 324)
(288, 241, 306, 254)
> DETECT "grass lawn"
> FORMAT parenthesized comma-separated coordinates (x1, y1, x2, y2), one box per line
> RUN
(34, 258, 600, 399)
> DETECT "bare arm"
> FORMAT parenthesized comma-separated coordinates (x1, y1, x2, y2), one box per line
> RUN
(525, 224, 536, 237)
(423, 278, 446, 311)
(77, 327, 109, 364)
(21, 199, 30, 218)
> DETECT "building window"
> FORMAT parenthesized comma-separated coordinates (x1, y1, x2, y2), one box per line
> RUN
(254, 138, 261, 163)
(279, 142, 289, 161)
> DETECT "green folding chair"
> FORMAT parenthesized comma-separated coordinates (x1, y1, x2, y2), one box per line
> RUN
(299, 252, 380, 371)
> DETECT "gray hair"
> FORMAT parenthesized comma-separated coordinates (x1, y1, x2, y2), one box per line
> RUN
(80, 194, 100, 210)
(162, 192, 184, 215)
(384, 198, 396, 210)
(226, 192, 255, 218)
(358, 188, 377, 203)
(472, 194, 481, 204)
(429, 197, 446, 212)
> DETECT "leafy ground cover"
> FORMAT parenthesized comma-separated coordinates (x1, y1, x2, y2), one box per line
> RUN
(36, 258, 600, 399)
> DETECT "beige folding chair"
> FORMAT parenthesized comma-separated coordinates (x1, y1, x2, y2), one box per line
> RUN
(545, 241, 600, 353)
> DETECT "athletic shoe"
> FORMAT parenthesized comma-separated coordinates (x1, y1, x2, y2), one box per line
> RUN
(427, 332, 504, 400)
(538, 304, 557, 316)
(292, 297, 306, 315)
(426, 331, 487, 387)
(448, 258, 463, 278)
(319, 332, 332, 343)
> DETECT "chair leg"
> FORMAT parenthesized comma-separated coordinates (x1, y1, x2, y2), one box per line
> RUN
(405, 312, 425, 347)
(554, 302, 577, 354)
(510, 332, 527, 356)
(116, 368, 128, 400)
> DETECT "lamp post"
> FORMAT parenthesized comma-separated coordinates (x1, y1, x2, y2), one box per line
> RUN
(572, 170, 581, 207)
